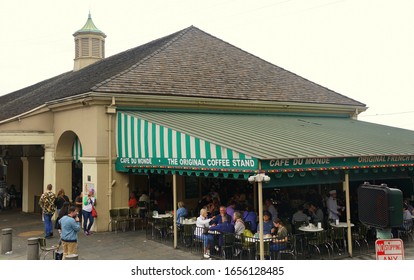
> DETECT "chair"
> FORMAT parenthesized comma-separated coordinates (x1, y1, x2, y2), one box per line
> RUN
(277, 234, 297, 260)
(307, 230, 332, 259)
(192, 227, 205, 254)
(108, 208, 121, 233)
(119, 208, 132, 232)
(398, 220, 414, 242)
(221, 233, 235, 259)
(352, 224, 370, 253)
(38, 237, 59, 260)
(182, 223, 195, 248)
(330, 227, 346, 255)
(255, 240, 271, 260)
(137, 201, 148, 218)
(240, 235, 255, 259)
(129, 207, 144, 231)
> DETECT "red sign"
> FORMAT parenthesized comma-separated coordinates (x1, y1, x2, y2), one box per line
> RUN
(375, 239, 404, 260)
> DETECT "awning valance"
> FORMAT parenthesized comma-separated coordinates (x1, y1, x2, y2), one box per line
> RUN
(116, 112, 258, 174)
(72, 136, 82, 161)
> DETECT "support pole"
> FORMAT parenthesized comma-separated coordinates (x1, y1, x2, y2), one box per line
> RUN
(173, 173, 177, 249)
(343, 172, 353, 257)
(258, 161, 264, 260)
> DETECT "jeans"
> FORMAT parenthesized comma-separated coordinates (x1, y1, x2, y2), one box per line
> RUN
(196, 234, 214, 249)
(43, 213, 53, 236)
(82, 210, 94, 232)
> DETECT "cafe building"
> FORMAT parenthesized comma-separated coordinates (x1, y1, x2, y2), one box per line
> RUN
(1, 15, 414, 254)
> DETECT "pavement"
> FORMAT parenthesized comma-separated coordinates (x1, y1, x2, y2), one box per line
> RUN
(1, 208, 414, 260)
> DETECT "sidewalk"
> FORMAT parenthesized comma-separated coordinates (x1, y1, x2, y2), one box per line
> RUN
(1, 208, 414, 260)
(0, 209, 200, 260)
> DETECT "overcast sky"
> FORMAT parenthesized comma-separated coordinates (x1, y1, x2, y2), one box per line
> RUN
(1, 0, 413, 130)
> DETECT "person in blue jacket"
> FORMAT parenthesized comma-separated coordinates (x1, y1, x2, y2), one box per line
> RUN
(59, 206, 81, 259)
(209, 215, 235, 249)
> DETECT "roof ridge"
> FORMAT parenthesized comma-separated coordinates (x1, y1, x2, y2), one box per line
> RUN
(91, 26, 194, 91)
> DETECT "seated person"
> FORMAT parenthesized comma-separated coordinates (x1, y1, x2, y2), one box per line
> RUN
(308, 203, 324, 224)
(243, 204, 257, 232)
(270, 218, 288, 257)
(194, 208, 215, 258)
(210, 215, 235, 248)
(291, 205, 309, 225)
(128, 192, 138, 208)
(210, 206, 232, 225)
(256, 211, 273, 236)
(176, 201, 188, 225)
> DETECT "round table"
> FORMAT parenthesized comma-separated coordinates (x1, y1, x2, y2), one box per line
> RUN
(298, 225, 324, 232)
(330, 222, 354, 228)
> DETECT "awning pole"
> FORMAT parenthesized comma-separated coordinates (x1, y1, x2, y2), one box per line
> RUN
(343, 172, 353, 257)
(258, 161, 264, 260)
(173, 173, 177, 249)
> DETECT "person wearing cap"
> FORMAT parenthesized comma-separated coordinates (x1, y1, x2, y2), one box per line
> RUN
(256, 211, 273, 235)
(326, 190, 343, 221)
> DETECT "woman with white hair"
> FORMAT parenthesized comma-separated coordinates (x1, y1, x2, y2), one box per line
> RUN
(194, 208, 214, 258)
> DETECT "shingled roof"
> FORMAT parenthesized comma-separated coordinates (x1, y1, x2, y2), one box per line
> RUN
(0, 26, 365, 122)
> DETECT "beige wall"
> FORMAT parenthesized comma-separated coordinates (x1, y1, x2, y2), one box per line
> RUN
(0, 112, 53, 132)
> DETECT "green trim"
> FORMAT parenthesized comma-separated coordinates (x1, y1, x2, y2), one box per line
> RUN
(116, 107, 350, 118)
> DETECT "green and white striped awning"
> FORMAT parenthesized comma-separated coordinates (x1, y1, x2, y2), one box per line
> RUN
(72, 136, 83, 161)
(116, 111, 258, 176)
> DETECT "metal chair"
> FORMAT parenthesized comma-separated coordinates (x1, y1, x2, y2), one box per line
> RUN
(352, 224, 370, 253)
(255, 239, 271, 260)
(119, 208, 132, 232)
(277, 234, 297, 260)
(38, 237, 59, 260)
(129, 207, 144, 231)
(398, 219, 414, 242)
(240, 235, 255, 259)
(221, 233, 235, 259)
(307, 230, 332, 259)
(108, 208, 121, 233)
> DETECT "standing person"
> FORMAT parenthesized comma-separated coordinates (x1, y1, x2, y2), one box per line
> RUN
(82, 189, 96, 236)
(59, 206, 81, 259)
(138, 191, 150, 218)
(38, 184, 56, 238)
(326, 190, 344, 222)
(243, 203, 257, 232)
(55, 188, 70, 214)
(265, 199, 278, 221)
(55, 201, 70, 230)
(75, 192, 83, 224)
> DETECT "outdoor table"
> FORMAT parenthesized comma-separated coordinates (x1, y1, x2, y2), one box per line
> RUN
(329, 222, 354, 228)
(298, 225, 324, 257)
(329, 222, 354, 254)
(298, 225, 324, 232)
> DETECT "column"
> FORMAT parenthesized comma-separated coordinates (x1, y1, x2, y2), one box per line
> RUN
(43, 144, 55, 192)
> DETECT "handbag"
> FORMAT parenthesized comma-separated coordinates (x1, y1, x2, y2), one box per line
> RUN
(92, 206, 98, 218)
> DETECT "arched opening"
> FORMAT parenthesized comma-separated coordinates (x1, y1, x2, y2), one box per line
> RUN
(56, 131, 83, 202)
